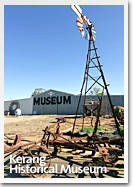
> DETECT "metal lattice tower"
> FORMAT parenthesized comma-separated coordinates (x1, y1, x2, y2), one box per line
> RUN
(71, 5, 122, 137)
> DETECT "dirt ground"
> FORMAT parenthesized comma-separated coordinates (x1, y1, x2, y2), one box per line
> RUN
(4, 115, 119, 141)
(4, 115, 124, 178)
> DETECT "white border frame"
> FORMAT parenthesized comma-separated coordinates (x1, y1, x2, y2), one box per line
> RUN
(0, 0, 128, 183)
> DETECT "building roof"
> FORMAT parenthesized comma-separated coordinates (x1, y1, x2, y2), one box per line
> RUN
(32, 89, 75, 97)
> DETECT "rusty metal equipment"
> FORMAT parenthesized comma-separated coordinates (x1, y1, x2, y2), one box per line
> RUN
(4, 120, 124, 178)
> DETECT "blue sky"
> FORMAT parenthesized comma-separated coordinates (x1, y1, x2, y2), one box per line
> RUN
(4, 5, 124, 100)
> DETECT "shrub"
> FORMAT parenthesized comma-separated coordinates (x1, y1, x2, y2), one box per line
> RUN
(119, 126, 124, 132)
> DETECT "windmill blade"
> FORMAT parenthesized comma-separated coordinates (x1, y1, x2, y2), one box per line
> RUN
(79, 28, 84, 32)
(76, 17, 83, 24)
(77, 22, 83, 28)
(81, 30, 85, 37)
(86, 18, 90, 24)
(92, 36, 95, 40)
(92, 30, 96, 34)
(71, 5, 82, 18)
(84, 33, 88, 40)
(84, 15, 87, 20)
(92, 33, 96, 38)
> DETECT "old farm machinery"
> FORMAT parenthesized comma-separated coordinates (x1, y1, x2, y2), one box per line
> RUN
(4, 5, 124, 178)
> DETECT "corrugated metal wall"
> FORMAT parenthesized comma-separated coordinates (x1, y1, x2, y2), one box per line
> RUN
(85, 95, 124, 114)
(32, 90, 81, 115)
(4, 90, 124, 115)
(4, 98, 33, 115)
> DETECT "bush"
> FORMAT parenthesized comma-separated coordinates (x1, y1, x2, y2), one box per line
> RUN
(119, 126, 124, 132)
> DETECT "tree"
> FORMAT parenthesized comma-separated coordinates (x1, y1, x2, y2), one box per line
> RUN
(93, 87, 102, 95)
(89, 87, 105, 96)
(31, 88, 46, 97)
(89, 87, 105, 102)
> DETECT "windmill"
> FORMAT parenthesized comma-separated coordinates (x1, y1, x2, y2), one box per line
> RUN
(71, 5, 122, 137)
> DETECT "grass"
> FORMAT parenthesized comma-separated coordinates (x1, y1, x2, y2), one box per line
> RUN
(80, 125, 124, 133)
(97, 126, 105, 131)
(80, 126, 105, 133)
(80, 126, 94, 133)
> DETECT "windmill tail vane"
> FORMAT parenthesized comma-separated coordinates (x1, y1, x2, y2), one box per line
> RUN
(71, 5, 96, 41)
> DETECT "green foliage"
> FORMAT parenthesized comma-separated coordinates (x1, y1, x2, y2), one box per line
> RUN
(80, 126, 94, 133)
(81, 126, 124, 133)
(97, 126, 104, 131)
(31, 88, 46, 97)
(93, 87, 101, 95)
(119, 126, 124, 132)
(80, 125, 105, 133)
(89, 87, 106, 97)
